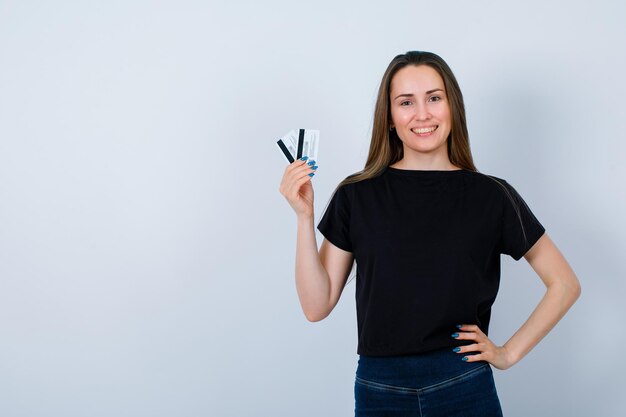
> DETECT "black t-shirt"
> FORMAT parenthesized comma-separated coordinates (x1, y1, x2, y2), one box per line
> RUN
(316, 166, 546, 357)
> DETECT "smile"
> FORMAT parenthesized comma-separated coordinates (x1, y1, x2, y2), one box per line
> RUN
(411, 126, 438, 134)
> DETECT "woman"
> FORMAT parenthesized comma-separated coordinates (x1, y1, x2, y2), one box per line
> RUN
(279, 50, 581, 416)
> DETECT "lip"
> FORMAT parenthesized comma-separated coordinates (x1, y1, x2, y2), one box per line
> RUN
(411, 125, 438, 137)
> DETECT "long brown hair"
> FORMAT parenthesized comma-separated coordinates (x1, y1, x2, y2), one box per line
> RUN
(336, 50, 478, 189)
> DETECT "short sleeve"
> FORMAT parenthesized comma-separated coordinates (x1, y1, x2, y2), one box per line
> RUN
(498, 180, 546, 261)
(317, 184, 353, 252)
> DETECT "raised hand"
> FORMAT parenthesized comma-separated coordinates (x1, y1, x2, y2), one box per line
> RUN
(279, 156, 318, 218)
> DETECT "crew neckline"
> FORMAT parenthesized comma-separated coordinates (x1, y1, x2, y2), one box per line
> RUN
(386, 166, 467, 176)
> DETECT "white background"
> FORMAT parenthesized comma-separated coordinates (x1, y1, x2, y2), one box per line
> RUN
(1, 1, 624, 416)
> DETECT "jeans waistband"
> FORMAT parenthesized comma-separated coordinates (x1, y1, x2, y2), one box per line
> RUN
(356, 345, 488, 389)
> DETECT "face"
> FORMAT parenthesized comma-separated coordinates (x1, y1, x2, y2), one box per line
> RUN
(389, 65, 452, 157)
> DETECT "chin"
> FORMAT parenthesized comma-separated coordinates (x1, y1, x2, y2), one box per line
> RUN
(405, 140, 448, 154)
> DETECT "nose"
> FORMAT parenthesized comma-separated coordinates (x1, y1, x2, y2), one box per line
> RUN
(414, 101, 431, 121)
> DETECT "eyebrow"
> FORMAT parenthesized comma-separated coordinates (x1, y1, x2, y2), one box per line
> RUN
(393, 89, 444, 100)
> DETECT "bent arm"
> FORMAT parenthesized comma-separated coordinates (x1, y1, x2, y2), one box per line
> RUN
(502, 232, 582, 365)
(295, 215, 354, 322)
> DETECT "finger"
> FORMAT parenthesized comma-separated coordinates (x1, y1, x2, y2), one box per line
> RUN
(282, 168, 306, 192)
(461, 352, 485, 363)
(289, 160, 317, 178)
(293, 157, 317, 170)
(281, 159, 308, 187)
(294, 170, 316, 189)
(453, 343, 480, 354)
(285, 165, 316, 190)
(299, 161, 318, 178)
(457, 324, 481, 333)
(285, 157, 310, 173)
(295, 166, 316, 182)
(286, 172, 312, 195)
(280, 161, 317, 199)
(452, 331, 478, 340)
(281, 169, 304, 196)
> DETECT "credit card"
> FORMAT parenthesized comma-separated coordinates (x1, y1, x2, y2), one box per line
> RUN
(276, 129, 319, 164)
(276, 134, 296, 163)
(302, 129, 319, 162)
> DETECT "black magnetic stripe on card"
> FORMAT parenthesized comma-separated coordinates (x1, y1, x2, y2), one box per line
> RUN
(277, 139, 295, 163)
(297, 129, 305, 159)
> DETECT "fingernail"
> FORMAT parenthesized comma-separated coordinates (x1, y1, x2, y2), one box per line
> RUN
(307, 160, 316, 166)
(312, 165, 318, 170)
(462, 357, 468, 361)
(456, 324, 463, 329)
(452, 347, 461, 353)
(308, 173, 315, 177)
(300, 156, 308, 161)
(451, 333, 459, 338)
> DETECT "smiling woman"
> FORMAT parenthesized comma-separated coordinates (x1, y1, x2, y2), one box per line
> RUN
(279, 50, 581, 417)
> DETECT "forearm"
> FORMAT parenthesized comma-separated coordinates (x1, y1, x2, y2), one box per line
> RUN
(503, 280, 581, 365)
(294, 214, 331, 321)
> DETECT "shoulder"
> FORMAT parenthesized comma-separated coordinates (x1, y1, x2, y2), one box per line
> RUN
(466, 172, 540, 220)
(335, 170, 383, 193)
(463, 170, 533, 212)
(464, 169, 507, 185)
(462, 170, 511, 194)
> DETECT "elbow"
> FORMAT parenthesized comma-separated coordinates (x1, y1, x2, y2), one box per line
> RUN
(306, 314, 323, 323)
(569, 282, 582, 309)
(304, 308, 330, 323)
(572, 278, 582, 301)
(549, 274, 582, 305)
(567, 272, 582, 302)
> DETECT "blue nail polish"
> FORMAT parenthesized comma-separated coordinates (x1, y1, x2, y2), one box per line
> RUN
(456, 324, 463, 329)
(300, 156, 308, 161)
(462, 357, 468, 361)
(312, 165, 318, 170)
(307, 160, 316, 166)
(453, 347, 461, 353)
(451, 333, 459, 338)
(308, 173, 315, 177)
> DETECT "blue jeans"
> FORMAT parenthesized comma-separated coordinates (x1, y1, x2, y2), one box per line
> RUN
(355, 346, 503, 416)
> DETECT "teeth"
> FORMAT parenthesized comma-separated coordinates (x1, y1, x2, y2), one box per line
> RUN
(412, 126, 437, 134)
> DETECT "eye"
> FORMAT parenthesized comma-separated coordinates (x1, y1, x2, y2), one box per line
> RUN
(429, 96, 442, 102)
(400, 100, 412, 106)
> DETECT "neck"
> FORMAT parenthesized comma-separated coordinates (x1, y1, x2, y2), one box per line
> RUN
(389, 159, 460, 171)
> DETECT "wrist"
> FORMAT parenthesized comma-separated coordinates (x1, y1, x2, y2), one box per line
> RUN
(502, 344, 520, 367)
(297, 213, 314, 225)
